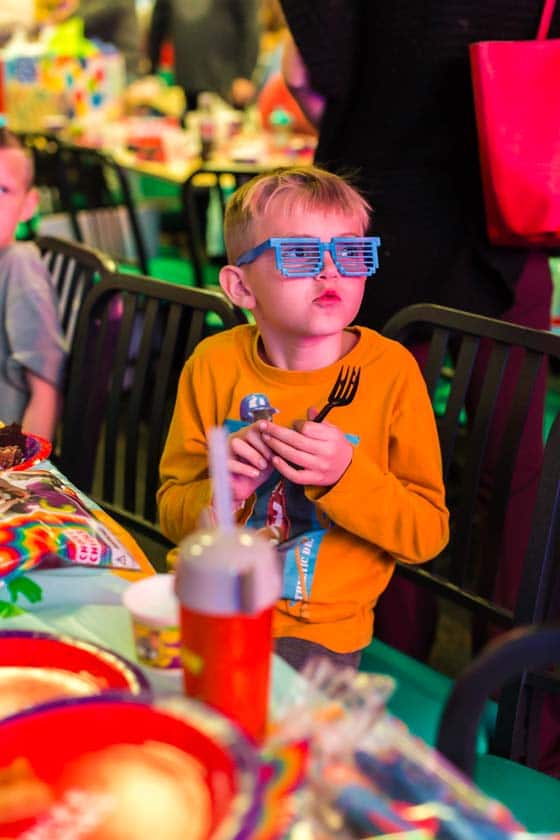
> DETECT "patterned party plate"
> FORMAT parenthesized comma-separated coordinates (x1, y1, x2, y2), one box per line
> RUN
(0, 630, 150, 723)
(0, 694, 262, 839)
(10, 432, 52, 471)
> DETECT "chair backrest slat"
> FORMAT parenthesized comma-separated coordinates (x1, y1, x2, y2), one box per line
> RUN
(144, 301, 183, 523)
(438, 332, 479, 478)
(37, 235, 115, 347)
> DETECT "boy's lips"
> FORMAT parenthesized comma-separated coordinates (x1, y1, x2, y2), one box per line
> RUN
(315, 290, 341, 304)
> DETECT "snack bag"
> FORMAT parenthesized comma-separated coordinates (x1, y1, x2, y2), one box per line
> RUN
(0, 469, 141, 583)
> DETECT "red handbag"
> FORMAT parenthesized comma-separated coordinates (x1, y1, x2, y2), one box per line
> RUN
(470, 0, 560, 246)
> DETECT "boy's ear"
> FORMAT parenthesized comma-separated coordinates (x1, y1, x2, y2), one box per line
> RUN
(219, 264, 256, 309)
(19, 188, 39, 223)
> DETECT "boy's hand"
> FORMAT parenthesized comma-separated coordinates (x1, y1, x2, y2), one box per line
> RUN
(259, 410, 353, 487)
(227, 423, 274, 503)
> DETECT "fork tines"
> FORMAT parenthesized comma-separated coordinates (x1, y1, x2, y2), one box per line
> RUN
(332, 366, 361, 404)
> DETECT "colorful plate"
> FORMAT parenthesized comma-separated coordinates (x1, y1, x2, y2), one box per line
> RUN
(0, 630, 150, 715)
(0, 694, 262, 839)
(9, 433, 52, 471)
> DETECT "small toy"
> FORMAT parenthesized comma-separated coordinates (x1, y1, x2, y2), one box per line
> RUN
(240, 393, 279, 423)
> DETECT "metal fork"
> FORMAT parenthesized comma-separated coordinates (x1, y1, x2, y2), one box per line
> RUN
(314, 366, 361, 422)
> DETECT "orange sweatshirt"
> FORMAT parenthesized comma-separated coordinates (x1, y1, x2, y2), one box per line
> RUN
(158, 325, 449, 653)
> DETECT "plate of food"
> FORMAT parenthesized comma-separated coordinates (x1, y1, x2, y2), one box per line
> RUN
(0, 630, 150, 723)
(0, 423, 52, 471)
(0, 694, 263, 839)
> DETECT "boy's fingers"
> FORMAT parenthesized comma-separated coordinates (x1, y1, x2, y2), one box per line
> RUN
(263, 434, 315, 466)
(273, 456, 316, 484)
(243, 428, 273, 459)
(292, 419, 333, 438)
(230, 438, 268, 470)
(228, 458, 260, 478)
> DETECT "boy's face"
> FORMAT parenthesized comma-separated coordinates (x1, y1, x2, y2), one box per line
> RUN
(0, 149, 38, 250)
(229, 209, 367, 343)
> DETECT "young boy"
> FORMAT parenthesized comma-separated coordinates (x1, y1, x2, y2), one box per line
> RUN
(158, 165, 449, 670)
(0, 128, 66, 440)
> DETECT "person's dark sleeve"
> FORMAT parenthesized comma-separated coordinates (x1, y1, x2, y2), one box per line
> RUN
(147, 0, 171, 74)
(280, 0, 360, 99)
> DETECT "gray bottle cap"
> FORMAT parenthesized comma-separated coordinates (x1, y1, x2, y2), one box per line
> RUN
(175, 527, 282, 616)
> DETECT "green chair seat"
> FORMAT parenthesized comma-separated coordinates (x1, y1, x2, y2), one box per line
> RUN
(474, 753, 560, 833)
(360, 639, 496, 753)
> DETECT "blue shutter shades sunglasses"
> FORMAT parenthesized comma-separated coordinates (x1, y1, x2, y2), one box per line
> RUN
(235, 236, 381, 278)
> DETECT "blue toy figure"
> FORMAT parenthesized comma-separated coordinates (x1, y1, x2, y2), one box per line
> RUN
(239, 393, 279, 422)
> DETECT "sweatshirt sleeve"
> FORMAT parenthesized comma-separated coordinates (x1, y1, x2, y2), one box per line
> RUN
(306, 356, 449, 564)
(157, 356, 215, 544)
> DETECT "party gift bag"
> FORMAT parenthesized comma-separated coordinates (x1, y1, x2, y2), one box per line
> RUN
(470, 0, 560, 246)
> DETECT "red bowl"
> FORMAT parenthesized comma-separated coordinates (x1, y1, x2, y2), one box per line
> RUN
(0, 630, 150, 707)
(8, 432, 52, 471)
(0, 695, 261, 839)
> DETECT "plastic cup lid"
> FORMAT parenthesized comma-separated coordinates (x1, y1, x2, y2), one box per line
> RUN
(175, 528, 281, 616)
(122, 574, 179, 628)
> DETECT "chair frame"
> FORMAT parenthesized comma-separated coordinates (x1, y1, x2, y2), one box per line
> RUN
(181, 164, 274, 287)
(37, 235, 116, 345)
(55, 144, 151, 274)
(381, 303, 560, 628)
(436, 623, 560, 776)
(57, 269, 247, 548)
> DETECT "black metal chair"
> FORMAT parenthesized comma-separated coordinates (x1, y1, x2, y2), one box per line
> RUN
(55, 270, 248, 560)
(378, 303, 560, 630)
(54, 144, 151, 274)
(437, 624, 560, 774)
(361, 304, 560, 748)
(181, 164, 275, 287)
(435, 624, 560, 832)
(37, 235, 115, 346)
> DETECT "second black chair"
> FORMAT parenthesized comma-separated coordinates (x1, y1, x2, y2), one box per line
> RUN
(56, 270, 247, 559)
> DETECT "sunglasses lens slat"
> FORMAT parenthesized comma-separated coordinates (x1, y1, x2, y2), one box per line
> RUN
(333, 238, 377, 276)
(278, 240, 322, 277)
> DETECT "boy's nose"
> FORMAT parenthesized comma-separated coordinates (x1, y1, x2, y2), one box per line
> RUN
(317, 249, 339, 278)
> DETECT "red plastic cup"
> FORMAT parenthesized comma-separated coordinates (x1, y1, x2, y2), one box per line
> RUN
(175, 528, 281, 743)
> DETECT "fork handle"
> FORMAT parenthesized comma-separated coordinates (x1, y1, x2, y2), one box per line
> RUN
(313, 405, 332, 423)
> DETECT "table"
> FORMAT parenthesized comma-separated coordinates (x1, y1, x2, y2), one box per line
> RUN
(0, 456, 301, 706)
(0, 569, 302, 710)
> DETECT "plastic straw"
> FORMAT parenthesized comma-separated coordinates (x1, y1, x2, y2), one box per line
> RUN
(208, 425, 234, 532)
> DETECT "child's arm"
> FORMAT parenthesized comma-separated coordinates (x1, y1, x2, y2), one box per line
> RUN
(21, 371, 61, 440)
(158, 353, 272, 544)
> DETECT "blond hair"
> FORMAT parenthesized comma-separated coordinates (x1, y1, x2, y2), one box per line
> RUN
(223, 165, 371, 263)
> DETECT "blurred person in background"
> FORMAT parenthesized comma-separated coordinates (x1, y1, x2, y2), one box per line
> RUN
(78, 0, 141, 79)
(280, 0, 560, 775)
(148, 0, 260, 111)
